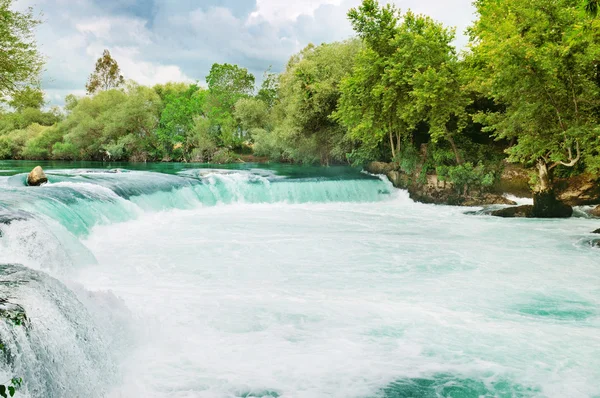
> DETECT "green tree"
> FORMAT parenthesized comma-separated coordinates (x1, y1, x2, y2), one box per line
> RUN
(234, 97, 269, 132)
(468, 0, 600, 206)
(336, 0, 404, 162)
(337, 1, 469, 166)
(0, 0, 43, 99)
(256, 67, 279, 108)
(85, 50, 125, 95)
(8, 86, 44, 111)
(205, 63, 255, 147)
(155, 83, 206, 159)
(266, 40, 361, 165)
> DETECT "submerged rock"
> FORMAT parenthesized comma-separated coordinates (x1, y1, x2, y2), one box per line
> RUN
(27, 166, 48, 186)
(0, 298, 28, 327)
(491, 205, 534, 218)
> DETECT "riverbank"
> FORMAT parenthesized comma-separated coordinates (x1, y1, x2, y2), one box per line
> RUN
(366, 161, 600, 217)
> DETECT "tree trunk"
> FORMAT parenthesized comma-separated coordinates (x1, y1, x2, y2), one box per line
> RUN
(536, 159, 551, 193)
(446, 134, 463, 165)
(389, 130, 396, 159)
(532, 159, 573, 218)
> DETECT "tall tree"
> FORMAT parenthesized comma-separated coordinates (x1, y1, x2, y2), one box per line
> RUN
(85, 50, 125, 95)
(273, 40, 361, 165)
(204, 63, 255, 147)
(469, 0, 600, 215)
(256, 67, 279, 108)
(0, 0, 43, 98)
(337, 1, 469, 165)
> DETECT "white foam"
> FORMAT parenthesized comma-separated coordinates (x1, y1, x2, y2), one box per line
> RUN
(72, 200, 600, 397)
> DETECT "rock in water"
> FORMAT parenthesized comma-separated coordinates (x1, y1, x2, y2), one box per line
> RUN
(532, 191, 573, 218)
(27, 166, 48, 186)
(365, 161, 396, 175)
(590, 205, 600, 218)
(592, 229, 600, 234)
(491, 205, 534, 218)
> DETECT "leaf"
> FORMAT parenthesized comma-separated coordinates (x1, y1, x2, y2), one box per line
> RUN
(0, 385, 7, 398)
(7, 387, 14, 397)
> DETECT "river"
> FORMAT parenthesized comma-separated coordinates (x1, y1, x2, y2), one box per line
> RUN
(0, 161, 598, 397)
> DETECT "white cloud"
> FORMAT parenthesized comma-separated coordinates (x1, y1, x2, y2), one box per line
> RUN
(248, 0, 344, 24)
(27, 0, 477, 106)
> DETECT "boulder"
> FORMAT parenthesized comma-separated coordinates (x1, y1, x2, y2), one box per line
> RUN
(385, 170, 410, 189)
(532, 191, 573, 218)
(462, 194, 517, 207)
(27, 166, 48, 186)
(491, 205, 534, 218)
(556, 173, 600, 206)
(365, 162, 396, 175)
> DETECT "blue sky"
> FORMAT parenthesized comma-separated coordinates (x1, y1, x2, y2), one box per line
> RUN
(17, 0, 475, 105)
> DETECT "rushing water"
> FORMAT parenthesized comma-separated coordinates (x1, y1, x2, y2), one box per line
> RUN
(0, 161, 599, 398)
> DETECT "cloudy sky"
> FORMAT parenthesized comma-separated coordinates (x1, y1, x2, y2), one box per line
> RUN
(16, 0, 475, 105)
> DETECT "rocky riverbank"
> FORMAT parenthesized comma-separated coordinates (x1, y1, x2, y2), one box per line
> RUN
(366, 162, 516, 207)
(367, 161, 600, 216)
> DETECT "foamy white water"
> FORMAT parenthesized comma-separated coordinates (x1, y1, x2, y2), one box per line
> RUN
(1, 166, 599, 397)
(74, 195, 600, 398)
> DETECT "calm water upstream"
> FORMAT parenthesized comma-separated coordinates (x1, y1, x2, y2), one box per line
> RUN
(0, 161, 598, 397)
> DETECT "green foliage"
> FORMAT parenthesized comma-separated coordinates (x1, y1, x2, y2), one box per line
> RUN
(8, 87, 44, 111)
(395, 144, 420, 175)
(256, 68, 278, 108)
(262, 40, 360, 165)
(187, 118, 218, 162)
(437, 162, 496, 195)
(234, 98, 269, 132)
(337, 1, 469, 166)
(85, 50, 125, 95)
(468, 0, 600, 188)
(0, 0, 42, 99)
(155, 84, 205, 159)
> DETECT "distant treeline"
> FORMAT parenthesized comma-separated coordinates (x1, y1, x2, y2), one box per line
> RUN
(1, 0, 600, 195)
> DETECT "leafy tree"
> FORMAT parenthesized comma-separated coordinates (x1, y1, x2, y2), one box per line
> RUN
(8, 86, 44, 111)
(265, 40, 360, 165)
(205, 63, 255, 147)
(336, 0, 403, 162)
(256, 68, 279, 108)
(155, 83, 206, 159)
(468, 0, 600, 200)
(0, 0, 43, 99)
(234, 97, 269, 132)
(337, 1, 469, 166)
(85, 50, 125, 95)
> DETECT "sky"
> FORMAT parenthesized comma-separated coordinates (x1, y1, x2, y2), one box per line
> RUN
(17, 0, 476, 105)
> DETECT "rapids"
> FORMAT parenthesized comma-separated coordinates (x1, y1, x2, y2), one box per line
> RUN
(0, 161, 598, 397)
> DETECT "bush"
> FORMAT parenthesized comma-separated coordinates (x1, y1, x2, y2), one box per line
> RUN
(51, 142, 78, 160)
(437, 162, 496, 195)
(211, 148, 237, 164)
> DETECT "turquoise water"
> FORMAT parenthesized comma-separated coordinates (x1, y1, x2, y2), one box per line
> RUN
(0, 162, 599, 397)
